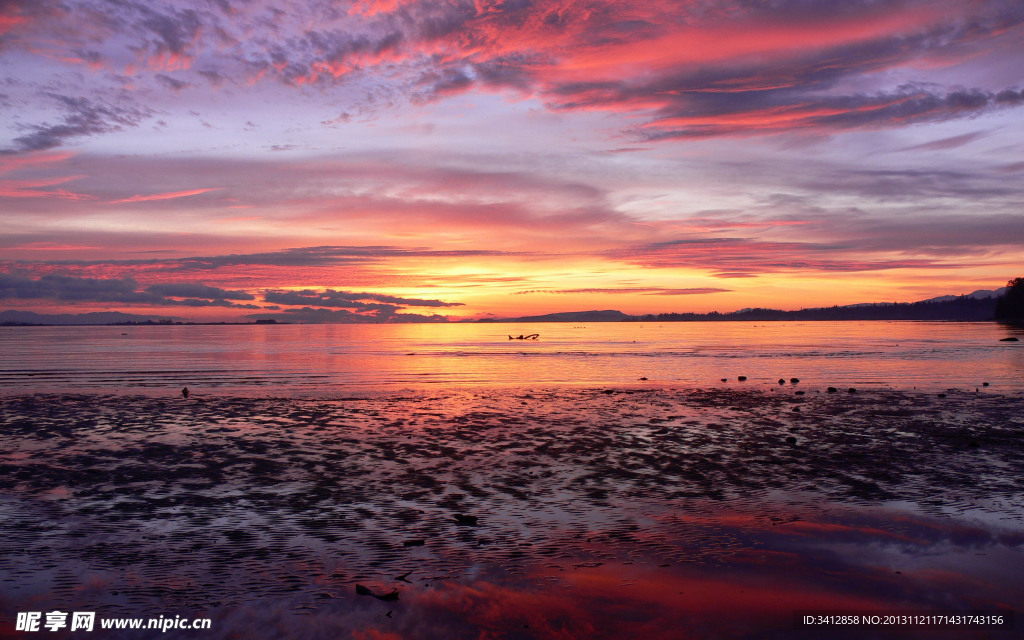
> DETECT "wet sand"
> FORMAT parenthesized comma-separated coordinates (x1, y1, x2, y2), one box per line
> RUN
(1, 386, 1022, 638)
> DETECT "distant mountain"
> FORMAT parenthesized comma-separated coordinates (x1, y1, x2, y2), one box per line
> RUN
(634, 290, 1005, 322)
(490, 288, 1009, 324)
(482, 309, 631, 323)
(918, 287, 1007, 304)
(0, 310, 178, 325)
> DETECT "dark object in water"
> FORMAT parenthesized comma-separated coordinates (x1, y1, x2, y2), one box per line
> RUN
(778, 379, 785, 385)
(937, 393, 947, 398)
(639, 377, 648, 381)
(848, 388, 857, 394)
(737, 376, 747, 381)
(403, 539, 425, 547)
(790, 378, 800, 384)
(356, 584, 399, 601)
(827, 387, 838, 393)
(222, 529, 250, 541)
(794, 390, 805, 395)
(785, 436, 797, 445)
(509, 334, 539, 340)
(999, 337, 1019, 342)
(181, 387, 190, 398)
(982, 382, 990, 387)
(453, 514, 479, 526)
(721, 378, 728, 382)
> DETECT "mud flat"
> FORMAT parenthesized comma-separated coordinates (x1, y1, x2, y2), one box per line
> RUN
(1, 387, 1022, 639)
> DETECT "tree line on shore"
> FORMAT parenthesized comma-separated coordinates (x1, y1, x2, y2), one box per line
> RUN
(631, 278, 1024, 323)
(994, 278, 1024, 321)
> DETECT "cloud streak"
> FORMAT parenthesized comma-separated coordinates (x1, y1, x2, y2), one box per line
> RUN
(611, 238, 954, 278)
(111, 188, 222, 204)
(263, 288, 462, 308)
(246, 307, 451, 324)
(514, 287, 730, 296)
(0, 273, 259, 308)
(5, 94, 153, 153)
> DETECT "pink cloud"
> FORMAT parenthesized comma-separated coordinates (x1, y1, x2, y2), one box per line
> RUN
(0, 8, 28, 35)
(612, 237, 957, 278)
(111, 188, 222, 204)
(0, 153, 89, 200)
(0, 176, 90, 200)
(0, 151, 75, 174)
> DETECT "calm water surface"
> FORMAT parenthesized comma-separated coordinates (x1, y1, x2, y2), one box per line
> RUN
(2, 321, 1021, 394)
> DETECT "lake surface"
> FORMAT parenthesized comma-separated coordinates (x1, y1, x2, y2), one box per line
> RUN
(2, 321, 1022, 395)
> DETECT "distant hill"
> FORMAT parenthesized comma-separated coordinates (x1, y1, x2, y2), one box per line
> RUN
(918, 287, 1007, 304)
(0, 310, 178, 325)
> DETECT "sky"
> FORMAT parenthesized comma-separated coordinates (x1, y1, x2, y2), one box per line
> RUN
(2, 0, 1023, 323)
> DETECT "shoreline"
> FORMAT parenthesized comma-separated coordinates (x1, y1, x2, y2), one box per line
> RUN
(2, 387, 1022, 638)
(2, 377, 1021, 399)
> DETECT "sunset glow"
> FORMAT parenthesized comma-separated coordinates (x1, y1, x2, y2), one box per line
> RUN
(3, 0, 1023, 322)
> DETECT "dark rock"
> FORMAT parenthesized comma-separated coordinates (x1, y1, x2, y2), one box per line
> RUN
(848, 388, 857, 394)
(790, 378, 800, 384)
(999, 337, 1019, 342)
(453, 514, 479, 526)
(778, 379, 785, 385)
(785, 436, 797, 445)
(737, 376, 747, 381)
(356, 584, 400, 601)
(827, 387, 838, 393)
(223, 529, 251, 541)
(403, 539, 425, 547)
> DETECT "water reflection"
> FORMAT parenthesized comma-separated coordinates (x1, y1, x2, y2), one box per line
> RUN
(340, 502, 1020, 640)
(2, 321, 1021, 393)
(2, 498, 1017, 639)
